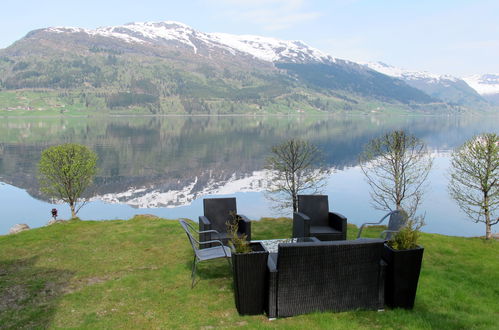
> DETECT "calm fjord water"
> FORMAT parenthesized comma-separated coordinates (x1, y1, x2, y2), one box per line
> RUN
(1, 115, 497, 236)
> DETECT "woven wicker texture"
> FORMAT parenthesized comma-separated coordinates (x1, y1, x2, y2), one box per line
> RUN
(232, 243, 269, 315)
(199, 198, 251, 248)
(270, 239, 384, 317)
(293, 195, 347, 241)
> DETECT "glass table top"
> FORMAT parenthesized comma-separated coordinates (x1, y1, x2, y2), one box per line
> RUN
(253, 237, 320, 254)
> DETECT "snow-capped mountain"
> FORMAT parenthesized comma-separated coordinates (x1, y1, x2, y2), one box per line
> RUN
(93, 170, 268, 208)
(365, 62, 486, 107)
(463, 74, 499, 104)
(44, 21, 335, 64)
(0, 21, 484, 114)
(365, 61, 458, 82)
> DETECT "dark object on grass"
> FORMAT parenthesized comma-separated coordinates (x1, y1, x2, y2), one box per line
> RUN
(292, 195, 347, 241)
(179, 219, 231, 288)
(199, 198, 251, 248)
(266, 238, 386, 318)
(51, 208, 58, 220)
(232, 242, 269, 315)
(357, 209, 408, 241)
(383, 243, 424, 309)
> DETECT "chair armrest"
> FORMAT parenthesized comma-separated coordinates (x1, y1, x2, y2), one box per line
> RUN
(329, 212, 347, 239)
(183, 218, 219, 235)
(199, 216, 212, 245)
(293, 212, 311, 238)
(198, 229, 220, 234)
(357, 211, 396, 238)
(236, 214, 252, 241)
(199, 216, 211, 230)
(198, 239, 225, 247)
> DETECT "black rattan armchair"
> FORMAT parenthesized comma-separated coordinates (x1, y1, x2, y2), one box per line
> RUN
(357, 209, 408, 240)
(292, 195, 347, 241)
(266, 239, 386, 318)
(199, 197, 251, 248)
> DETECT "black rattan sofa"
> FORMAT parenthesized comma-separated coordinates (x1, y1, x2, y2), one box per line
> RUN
(266, 238, 386, 318)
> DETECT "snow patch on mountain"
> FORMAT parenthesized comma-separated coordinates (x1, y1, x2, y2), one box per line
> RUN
(463, 74, 499, 95)
(47, 26, 146, 44)
(44, 21, 335, 63)
(365, 61, 459, 83)
(210, 33, 333, 63)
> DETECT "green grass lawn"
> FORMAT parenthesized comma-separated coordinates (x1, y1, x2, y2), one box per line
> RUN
(0, 216, 497, 329)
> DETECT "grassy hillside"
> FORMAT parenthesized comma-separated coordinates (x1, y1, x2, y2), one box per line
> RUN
(0, 216, 497, 329)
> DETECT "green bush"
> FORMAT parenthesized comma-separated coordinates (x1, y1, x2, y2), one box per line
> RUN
(387, 216, 424, 250)
(226, 212, 251, 253)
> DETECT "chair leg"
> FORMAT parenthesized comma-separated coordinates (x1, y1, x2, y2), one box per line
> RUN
(191, 256, 197, 288)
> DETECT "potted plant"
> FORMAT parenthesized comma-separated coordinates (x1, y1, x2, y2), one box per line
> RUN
(227, 214, 268, 315)
(383, 217, 424, 309)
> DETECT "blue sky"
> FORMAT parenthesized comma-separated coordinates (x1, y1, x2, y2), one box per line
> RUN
(1, 0, 498, 77)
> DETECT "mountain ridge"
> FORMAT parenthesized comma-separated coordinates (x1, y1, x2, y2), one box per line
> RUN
(364, 61, 488, 108)
(463, 74, 499, 105)
(40, 21, 337, 64)
(0, 21, 494, 114)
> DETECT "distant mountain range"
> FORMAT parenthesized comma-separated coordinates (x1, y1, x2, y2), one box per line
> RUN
(0, 21, 496, 114)
(364, 62, 489, 107)
(463, 74, 499, 105)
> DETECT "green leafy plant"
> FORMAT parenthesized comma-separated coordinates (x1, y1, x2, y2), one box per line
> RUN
(226, 211, 251, 254)
(387, 217, 425, 250)
(38, 143, 98, 218)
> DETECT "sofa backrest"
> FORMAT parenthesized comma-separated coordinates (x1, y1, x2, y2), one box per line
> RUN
(203, 197, 237, 232)
(297, 195, 329, 226)
(275, 239, 384, 317)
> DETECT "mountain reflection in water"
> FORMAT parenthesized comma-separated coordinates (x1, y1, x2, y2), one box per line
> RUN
(0, 115, 497, 236)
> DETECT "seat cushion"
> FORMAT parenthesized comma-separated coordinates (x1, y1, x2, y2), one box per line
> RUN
(310, 226, 341, 234)
(197, 246, 232, 261)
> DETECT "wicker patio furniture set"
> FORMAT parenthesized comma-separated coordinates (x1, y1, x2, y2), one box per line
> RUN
(180, 195, 420, 318)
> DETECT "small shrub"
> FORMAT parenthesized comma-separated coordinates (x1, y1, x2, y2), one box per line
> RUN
(387, 216, 424, 250)
(226, 212, 251, 254)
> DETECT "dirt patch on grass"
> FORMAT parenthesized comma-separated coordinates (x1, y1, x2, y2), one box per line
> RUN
(0, 284, 30, 311)
(131, 214, 161, 220)
(64, 266, 161, 294)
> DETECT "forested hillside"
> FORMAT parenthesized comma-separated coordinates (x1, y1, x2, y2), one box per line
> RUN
(0, 22, 476, 114)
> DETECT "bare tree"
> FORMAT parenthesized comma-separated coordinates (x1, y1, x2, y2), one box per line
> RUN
(265, 139, 329, 212)
(359, 130, 433, 217)
(449, 133, 499, 240)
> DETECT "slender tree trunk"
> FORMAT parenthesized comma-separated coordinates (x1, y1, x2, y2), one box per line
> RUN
(484, 195, 491, 240)
(292, 192, 298, 213)
(292, 170, 297, 212)
(485, 210, 491, 240)
(70, 202, 76, 219)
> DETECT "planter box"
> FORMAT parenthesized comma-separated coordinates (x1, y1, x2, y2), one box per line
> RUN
(232, 242, 269, 315)
(383, 243, 424, 309)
